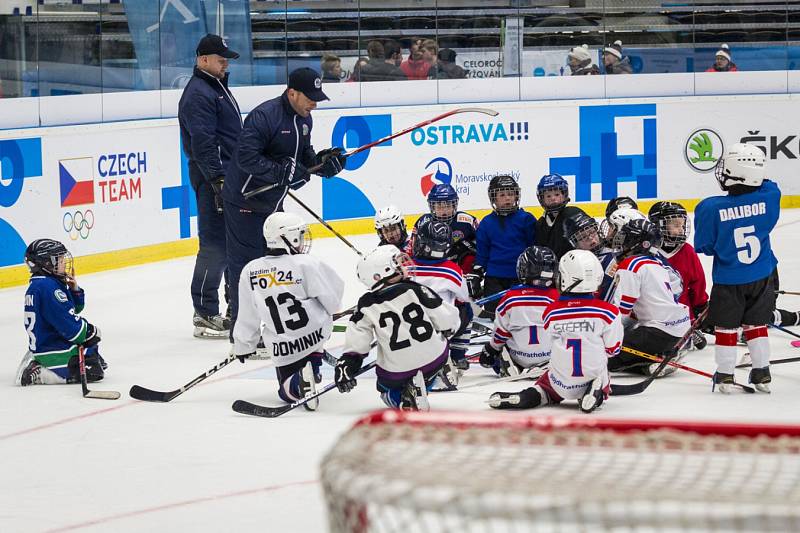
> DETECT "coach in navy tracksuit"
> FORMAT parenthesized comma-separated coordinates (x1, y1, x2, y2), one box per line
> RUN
(223, 68, 346, 336)
(178, 34, 243, 337)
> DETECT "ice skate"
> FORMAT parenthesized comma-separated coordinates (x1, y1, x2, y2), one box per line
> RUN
(299, 362, 319, 411)
(749, 367, 771, 393)
(193, 311, 230, 339)
(579, 377, 605, 413)
(401, 371, 429, 411)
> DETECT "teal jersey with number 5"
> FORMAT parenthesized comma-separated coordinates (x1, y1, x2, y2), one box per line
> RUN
(694, 180, 780, 284)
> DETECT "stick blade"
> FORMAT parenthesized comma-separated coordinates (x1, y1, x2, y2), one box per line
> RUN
(129, 384, 173, 403)
(84, 390, 121, 400)
(232, 400, 291, 418)
(456, 107, 499, 117)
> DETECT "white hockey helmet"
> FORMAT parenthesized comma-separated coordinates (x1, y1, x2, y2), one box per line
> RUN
(374, 205, 403, 229)
(715, 142, 765, 190)
(558, 249, 604, 294)
(599, 207, 647, 244)
(357, 245, 411, 290)
(263, 212, 311, 254)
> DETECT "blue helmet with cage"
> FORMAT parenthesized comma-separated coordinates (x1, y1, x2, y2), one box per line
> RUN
(412, 219, 452, 260)
(427, 183, 459, 223)
(536, 174, 569, 213)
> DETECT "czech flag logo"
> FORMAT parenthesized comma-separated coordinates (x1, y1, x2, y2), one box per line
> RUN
(420, 156, 453, 196)
(59, 158, 94, 207)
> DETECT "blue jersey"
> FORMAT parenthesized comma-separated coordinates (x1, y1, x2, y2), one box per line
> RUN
(596, 247, 617, 301)
(475, 209, 537, 278)
(694, 180, 780, 285)
(24, 275, 89, 373)
(413, 212, 478, 270)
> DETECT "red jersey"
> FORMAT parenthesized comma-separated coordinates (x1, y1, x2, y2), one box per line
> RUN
(660, 243, 708, 318)
(400, 59, 432, 80)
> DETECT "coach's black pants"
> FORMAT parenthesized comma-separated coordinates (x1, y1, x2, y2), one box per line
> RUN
(191, 180, 229, 317)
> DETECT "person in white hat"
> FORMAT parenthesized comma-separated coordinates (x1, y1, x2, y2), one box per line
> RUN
(566, 44, 599, 76)
(706, 43, 738, 72)
(603, 40, 632, 74)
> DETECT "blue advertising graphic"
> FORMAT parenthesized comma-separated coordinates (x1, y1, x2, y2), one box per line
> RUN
(549, 104, 657, 202)
(324, 114, 393, 220)
(0, 138, 42, 266)
(161, 143, 197, 239)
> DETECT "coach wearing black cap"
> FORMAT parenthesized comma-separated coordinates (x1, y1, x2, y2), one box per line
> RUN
(178, 34, 243, 338)
(222, 67, 346, 337)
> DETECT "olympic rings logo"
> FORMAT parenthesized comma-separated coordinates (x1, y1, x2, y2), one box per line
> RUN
(62, 209, 95, 240)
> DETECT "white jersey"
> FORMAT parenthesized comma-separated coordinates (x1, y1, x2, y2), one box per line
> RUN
(611, 255, 690, 338)
(408, 259, 468, 306)
(540, 297, 623, 400)
(490, 286, 559, 368)
(345, 281, 461, 374)
(234, 253, 344, 367)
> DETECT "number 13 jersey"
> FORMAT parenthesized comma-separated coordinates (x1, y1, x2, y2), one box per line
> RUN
(234, 253, 344, 366)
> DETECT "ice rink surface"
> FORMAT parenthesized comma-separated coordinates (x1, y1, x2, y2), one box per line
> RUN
(3, 210, 800, 532)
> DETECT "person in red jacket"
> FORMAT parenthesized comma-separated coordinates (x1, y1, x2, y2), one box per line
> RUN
(400, 38, 433, 80)
(705, 44, 738, 72)
(648, 201, 709, 349)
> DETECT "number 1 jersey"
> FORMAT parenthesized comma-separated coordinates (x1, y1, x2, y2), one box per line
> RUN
(234, 254, 344, 366)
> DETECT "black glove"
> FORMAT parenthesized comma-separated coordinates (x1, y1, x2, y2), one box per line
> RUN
(236, 352, 254, 364)
(280, 157, 311, 190)
(466, 265, 485, 300)
(692, 302, 709, 321)
(450, 239, 477, 264)
(210, 176, 224, 214)
(335, 353, 363, 393)
(316, 147, 347, 178)
(479, 342, 501, 369)
(82, 323, 101, 348)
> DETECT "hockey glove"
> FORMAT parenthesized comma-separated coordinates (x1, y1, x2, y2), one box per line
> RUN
(465, 266, 485, 300)
(280, 157, 311, 190)
(82, 323, 102, 348)
(335, 353, 363, 393)
(479, 342, 501, 369)
(316, 147, 347, 178)
(236, 352, 254, 364)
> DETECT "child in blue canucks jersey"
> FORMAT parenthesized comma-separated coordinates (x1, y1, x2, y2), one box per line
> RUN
(16, 239, 106, 386)
(694, 143, 779, 393)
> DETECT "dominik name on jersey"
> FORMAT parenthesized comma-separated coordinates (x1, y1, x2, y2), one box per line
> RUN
(273, 327, 325, 357)
(718, 202, 766, 222)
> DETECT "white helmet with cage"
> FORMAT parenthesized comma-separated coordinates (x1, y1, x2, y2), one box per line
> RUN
(263, 212, 311, 254)
(357, 245, 412, 290)
(558, 249, 604, 294)
(715, 142, 765, 190)
(374, 205, 404, 229)
(599, 207, 647, 244)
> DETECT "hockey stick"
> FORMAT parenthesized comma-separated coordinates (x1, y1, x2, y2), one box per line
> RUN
(770, 323, 800, 340)
(78, 346, 121, 400)
(286, 191, 364, 257)
(776, 290, 800, 296)
(621, 345, 755, 393)
(129, 353, 237, 402)
(232, 361, 378, 418)
(243, 107, 500, 199)
(737, 355, 800, 368)
(459, 365, 547, 390)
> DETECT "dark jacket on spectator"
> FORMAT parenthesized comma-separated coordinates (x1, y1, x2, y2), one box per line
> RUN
(178, 66, 243, 190)
(358, 59, 408, 82)
(435, 62, 468, 79)
(223, 91, 316, 213)
(606, 57, 633, 75)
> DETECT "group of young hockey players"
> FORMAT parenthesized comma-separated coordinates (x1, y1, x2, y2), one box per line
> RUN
(17, 142, 795, 415)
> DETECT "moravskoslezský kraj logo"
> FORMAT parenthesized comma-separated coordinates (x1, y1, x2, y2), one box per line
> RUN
(685, 128, 724, 172)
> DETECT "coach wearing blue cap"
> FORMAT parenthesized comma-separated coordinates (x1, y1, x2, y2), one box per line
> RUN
(222, 67, 347, 337)
(178, 34, 243, 339)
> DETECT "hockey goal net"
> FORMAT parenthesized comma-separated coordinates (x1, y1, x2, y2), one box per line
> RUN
(321, 410, 800, 532)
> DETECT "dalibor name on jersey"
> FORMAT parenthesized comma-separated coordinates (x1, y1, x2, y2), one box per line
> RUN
(273, 327, 325, 357)
(718, 202, 767, 222)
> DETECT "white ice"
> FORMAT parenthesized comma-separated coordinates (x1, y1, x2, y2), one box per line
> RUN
(3, 211, 800, 533)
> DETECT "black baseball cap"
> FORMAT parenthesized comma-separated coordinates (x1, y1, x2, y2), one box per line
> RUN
(288, 67, 329, 102)
(196, 34, 240, 59)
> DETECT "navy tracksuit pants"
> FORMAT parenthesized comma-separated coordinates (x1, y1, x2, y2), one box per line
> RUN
(191, 180, 229, 317)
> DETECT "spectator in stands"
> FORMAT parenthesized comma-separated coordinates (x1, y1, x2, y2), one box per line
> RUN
(706, 44, 737, 72)
(358, 40, 407, 82)
(566, 44, 599, 76)
(348, 57, 369, 82)
(435, 48, 468, 79)
(384, 39, 404, 68)
(603, 40, 632, 75)
(321, 54, 342, 83)
(421, 39, 439, 78)
(401, 37, 432, 80)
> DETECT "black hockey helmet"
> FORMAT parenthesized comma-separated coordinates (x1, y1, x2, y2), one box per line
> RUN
(604, 196, 638, 219)
(612, 218, 661, 257)
(25, 239, 73, 281)
(648, 201, 690, 247)
(488, 174, 520, 215)
(516, 246, 557, 287)
(563, 212, 601, 252)
(412, 219, 452, 260)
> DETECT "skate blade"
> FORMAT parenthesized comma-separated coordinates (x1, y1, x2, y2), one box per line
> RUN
(193, 326, 229, 339)
(754, 383, 771, 393)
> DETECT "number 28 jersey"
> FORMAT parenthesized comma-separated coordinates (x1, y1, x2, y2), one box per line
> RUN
(234, 253, 344, 366)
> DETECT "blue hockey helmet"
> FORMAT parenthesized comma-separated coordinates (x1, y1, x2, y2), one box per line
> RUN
(536, 174, 569, 213)
(412, 219, 452, 260)
(427, 183, 459, 223)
